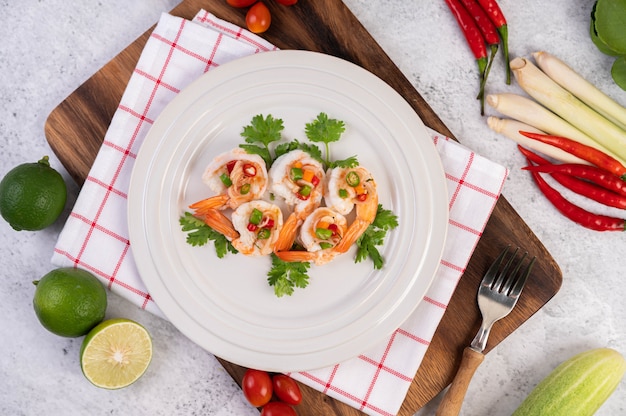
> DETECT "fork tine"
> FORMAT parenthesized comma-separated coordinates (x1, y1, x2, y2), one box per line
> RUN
(501, 252, 527, 294)
(492, 247, 519, 291)
(509, 256, 536, 298)
(481, 245, 511, 287)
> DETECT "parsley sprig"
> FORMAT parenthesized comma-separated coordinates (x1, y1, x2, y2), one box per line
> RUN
(355, 205, 399, 269)
(239, 114, 284, 167)
(179, 212, 237, 258)
(305, 112, 346, 166)
(267, 254, 311, 297)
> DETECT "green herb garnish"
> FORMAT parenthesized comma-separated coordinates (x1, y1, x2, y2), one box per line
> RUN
(267, 254, 311, 297)
(305, 112, 346, 166)
(179, 212, 237, 258)
(274, 139, 324, 165)
(239, 114, 284, 167)
(355, 204, 399, 269)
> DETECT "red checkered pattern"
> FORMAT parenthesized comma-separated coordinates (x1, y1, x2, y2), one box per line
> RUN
(51, 11, 507, 415)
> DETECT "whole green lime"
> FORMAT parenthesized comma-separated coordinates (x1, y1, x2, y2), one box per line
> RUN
(0, 156, 67, 231)
(33, 268, 107, 338)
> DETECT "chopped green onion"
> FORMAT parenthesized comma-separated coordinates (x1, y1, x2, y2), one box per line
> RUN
(249, 208, 263, 225)
(315, 227, 333, 240)
(240, 183, 251, 195)
(346, 171, 360, 187)
(338, 188, 348, 198)
(257, 228, 271, 240)
(220, 173, 232, 187)
(290, 167, 303, 181)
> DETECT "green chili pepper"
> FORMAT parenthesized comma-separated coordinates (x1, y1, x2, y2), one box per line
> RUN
(290, 167, 303, 181)
(257, 228, 271, 240)
(338, 188, 348, 198)
(346, 171, 360, 187)
(315, 227, 333, 240)
(319, 242, 334, 250)
(240, 183, 251, 195)
(220, 173, 232, 187)
(249, 208, 263, 225)
(299, 185, 312, 197)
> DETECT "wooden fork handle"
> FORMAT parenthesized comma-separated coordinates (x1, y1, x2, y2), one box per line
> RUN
(435, 347, 485, 416)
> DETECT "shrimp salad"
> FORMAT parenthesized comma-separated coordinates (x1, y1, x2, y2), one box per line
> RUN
(180, 113, 398, 297)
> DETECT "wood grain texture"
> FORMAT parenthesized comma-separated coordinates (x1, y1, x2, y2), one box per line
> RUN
(44, 1, 562, 415)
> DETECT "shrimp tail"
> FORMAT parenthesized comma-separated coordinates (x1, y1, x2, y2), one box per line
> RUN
(202, 208, 239, 240)
(273, 212, 300, 253)
(333, 219, 370, 254)
(275, 250, 316, 263)
(190, 194, 229, 214)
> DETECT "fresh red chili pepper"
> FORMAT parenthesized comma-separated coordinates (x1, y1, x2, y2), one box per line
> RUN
(226, 160, 237, 174)
(523, 156, 625, 231)
(476, 0, 510, 84)
(523, 163, 626, 197)
(518, 146, 626, 209)
(444, 0, 489, 114)
(519, 131, 626, 179)
(243, 163, 257, 177)
(459, 0, 499, 103)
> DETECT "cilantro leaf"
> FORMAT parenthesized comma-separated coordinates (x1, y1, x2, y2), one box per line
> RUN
(274, 140, 324, 165)
(305, 112, 346, 166)
(179, 212, 237, 258)
(239, 114, 284, 166)
(329, 155, 359, 169)
(267, 253, 311, 297)
(355, 204, 398, 269)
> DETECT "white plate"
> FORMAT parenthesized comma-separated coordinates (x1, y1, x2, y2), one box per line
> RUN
(128, 50, 448, 372)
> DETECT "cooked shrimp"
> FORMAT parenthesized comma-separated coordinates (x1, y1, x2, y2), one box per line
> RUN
(325, 166, 379, 254)
(275, 207, 348, 265)
(269, 150, 325, 251)
(198, 201, 283, 256)
(189, 148, 268, 214)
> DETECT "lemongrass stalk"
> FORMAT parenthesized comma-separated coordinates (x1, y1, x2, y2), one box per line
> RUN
(511, 57, 626, 162)
(533, 51, 626, 131)
(486, 117, 590, 165)
(485, 93, 625, 165)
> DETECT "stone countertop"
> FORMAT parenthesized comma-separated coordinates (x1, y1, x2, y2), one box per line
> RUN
(1, 1, 624, 415)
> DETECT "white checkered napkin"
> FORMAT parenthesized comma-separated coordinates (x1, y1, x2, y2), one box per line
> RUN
(51, 10, 508, 416)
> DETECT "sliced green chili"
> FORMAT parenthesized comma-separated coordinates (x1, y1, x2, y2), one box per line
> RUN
(346, 171, 360, 187)
(315, 227, 333, 240)
(290, 167, 303, 181)
(220, 173, 232, 187)
(240, 183, 251, 195)
(257, 228, 271, 240)
(249, 208, 263, 225)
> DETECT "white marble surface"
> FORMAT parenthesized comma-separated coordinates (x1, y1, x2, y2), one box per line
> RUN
(1, 0, 624, 415)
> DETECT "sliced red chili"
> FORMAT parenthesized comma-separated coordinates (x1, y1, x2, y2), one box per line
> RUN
(226, 160, 237, 174)
(327, 223, 339, 235)
(247, 223, 258, 232)
(311, 175, 320, 187)
(243, 164, 257, 177)
(357, 193, 368, 202)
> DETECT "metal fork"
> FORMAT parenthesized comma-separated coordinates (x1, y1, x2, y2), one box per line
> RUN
(435, 246, 536, 416)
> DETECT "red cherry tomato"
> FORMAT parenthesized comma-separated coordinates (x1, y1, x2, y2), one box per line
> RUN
(275, 0, 298, 4)
(260, 402, 297, 416)
(242, 369, 273, 407)
(227, 0, 257, 7)
(272, 375, 302, 405)
(246, 1, 271, 33)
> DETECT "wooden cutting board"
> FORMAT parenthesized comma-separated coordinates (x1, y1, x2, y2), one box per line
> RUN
(44, 1, 562, 414)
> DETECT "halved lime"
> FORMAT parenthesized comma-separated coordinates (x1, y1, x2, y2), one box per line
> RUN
(80, 318, 153, 389)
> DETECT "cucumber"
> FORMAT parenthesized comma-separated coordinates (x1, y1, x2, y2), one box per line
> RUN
(513, 348, 625, 415)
